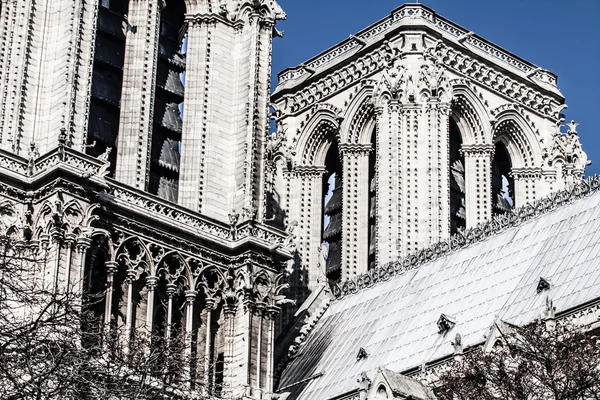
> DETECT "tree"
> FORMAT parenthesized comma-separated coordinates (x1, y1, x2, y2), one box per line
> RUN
(0, 233, 217, 399)
(434, 322, 600, 400)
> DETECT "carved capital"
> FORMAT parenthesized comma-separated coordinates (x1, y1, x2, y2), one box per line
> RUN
(166, 282, 178, 298)
(511, 167, 542, 181)
(339, 143, 372, 158)
(184, 290, 198, 304)
(223, 303, 237, 316)
(63, 232, 77, 246)
(460, 143, 495, 158)
(205, 297, 217, 311)
(76, 236, 93, 253)
(105, 261, 118, 276)
(292, 165, 327, 179)
(125, 266, 138, 283)
(146, 276, 159, 290)
(267, 305, 281, 320)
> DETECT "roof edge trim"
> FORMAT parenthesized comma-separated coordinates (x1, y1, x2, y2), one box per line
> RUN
(333, 175, 600, 299)
(276, 4, 557, 91)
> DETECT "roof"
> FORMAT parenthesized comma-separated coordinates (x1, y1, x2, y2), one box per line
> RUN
(273, 3, 559, 97)
(278, 177, 600, 400)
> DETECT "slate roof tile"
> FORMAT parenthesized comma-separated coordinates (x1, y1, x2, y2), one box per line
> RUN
(279, 189, 600, 400)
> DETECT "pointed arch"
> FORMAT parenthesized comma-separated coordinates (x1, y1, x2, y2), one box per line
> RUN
(451, 83, 492, 145)
(296, 105, 342, 166)
(340, 80, 376, 145)
(493, 108, 541, 168)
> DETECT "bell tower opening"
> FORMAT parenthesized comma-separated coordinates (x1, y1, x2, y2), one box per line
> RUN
(323, 143, 343, 284)
(449, 118, 466, 234)
(148, 0, 187, 202)
(86, 0, 130, 176)
(492, 141, 514, 214)
(368, 129, 377, 269)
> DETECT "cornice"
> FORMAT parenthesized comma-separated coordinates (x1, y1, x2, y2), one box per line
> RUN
(333, 175, 600, 299)
(0, 146, 291, 261)
(273, 39, 559, 120)
(274, 4, 557, 95)
(273, 44, 393, 115)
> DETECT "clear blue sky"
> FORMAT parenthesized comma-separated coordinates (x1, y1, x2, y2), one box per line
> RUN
(271, 0, 600, 176)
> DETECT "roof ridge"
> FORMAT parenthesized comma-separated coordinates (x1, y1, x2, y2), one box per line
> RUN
(333, 175, 600, 299)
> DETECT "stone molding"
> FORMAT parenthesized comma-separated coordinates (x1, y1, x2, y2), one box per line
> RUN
(339, 143, 372, 157)
(289, 165, 327, 178)
(277, 5, 556, 89)
(275, 44, 393, 115)
(333, 175, 600, 299)
(460, 143, 495, 157)
(511, 167, 543, 181)
(0, 147, 289, 254)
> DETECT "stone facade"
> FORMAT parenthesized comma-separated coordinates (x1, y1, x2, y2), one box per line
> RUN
(0, 0, 289, 399)
(270, 4, 589, 301)
(0, 1, 592, 400)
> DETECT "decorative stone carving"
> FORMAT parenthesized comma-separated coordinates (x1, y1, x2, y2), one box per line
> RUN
(544, 119, 590, 180)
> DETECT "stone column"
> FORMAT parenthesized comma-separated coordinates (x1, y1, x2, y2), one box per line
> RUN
(165, 282, 177, 345)
(74, 235, 93, 299)
(115, 0, 162, 189)
(462, 144, 494, 228)
(340, 144, 371, 280)
(375, 104, 400, 264)
(290, 167, 326, 296)
(511, 168, 541, 207)
(222, 303, 237, 390)
(430, 101, 452, 242)
(63, 233, 76, 292)
(145, 276, 158, 334)
(254, 302, 266, 394)
(203, 297, 216, 388)
(178, 7, 283, 222)
(0, 0, 32, 153)
(264, 305, 279, 394)
(399, 103, 423, 256)
(103, 261, 119, 328)
(183, 289, 198, 383)
(177, 15, 213, 213)
(229, 296, 255, 393)
(123, 264, 139, 353)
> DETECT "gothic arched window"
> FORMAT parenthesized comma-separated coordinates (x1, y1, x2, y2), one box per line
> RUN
(149, 0, 187, 202)
(449, 118, 466, 234)
(322, 143, 343, 283)
(86, 0, 130, 176)
(492, 141, 514, 214)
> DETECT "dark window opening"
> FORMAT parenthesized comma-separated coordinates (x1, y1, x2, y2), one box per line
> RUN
(449, 119, 466, 234)
(492, 141, 514, 214)
(149, 0, 187, 202)
(86, 1, 129, 177)
(323, 143, 343, 284)
(368, 130, 377, 270)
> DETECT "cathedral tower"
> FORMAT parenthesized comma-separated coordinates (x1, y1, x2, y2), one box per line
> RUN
(0, 1, 289, 399)
(270, 4, 589, 306)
